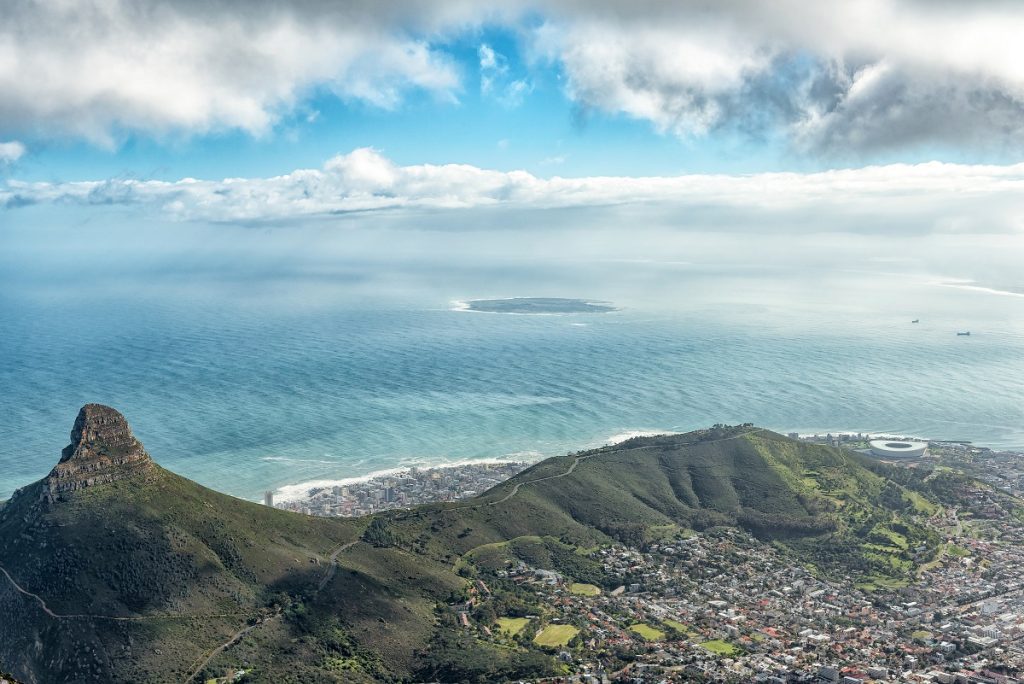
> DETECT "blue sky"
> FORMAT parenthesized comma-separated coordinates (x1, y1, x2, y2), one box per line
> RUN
(8, 28, 795, 184)
(5, 5, 1022, 186)
(3, 0, 1024, 248)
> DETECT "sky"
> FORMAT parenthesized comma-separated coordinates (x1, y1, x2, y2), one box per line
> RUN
(3, 0, 1024, 288)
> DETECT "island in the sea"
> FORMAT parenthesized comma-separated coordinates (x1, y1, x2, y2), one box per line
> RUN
(458, 297, 617, 314)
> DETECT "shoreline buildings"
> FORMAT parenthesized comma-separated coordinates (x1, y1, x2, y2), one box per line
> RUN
(273, 461, 529, 517)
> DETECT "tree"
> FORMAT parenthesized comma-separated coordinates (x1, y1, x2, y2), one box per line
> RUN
(362, 518, 396, 547)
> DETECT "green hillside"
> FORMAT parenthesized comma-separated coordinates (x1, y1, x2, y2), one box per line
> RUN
(0, 409, 954, 683)
(380, 426, 941, 582)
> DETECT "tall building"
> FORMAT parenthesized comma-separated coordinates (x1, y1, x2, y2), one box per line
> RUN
(264, 490, 274, 507)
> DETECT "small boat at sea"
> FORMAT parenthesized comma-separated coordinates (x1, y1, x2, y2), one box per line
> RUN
(957, 331, 971, 336)
(911, 319, 920, 323)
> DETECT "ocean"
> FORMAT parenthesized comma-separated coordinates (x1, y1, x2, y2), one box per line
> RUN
(2, 248, 1023, 503)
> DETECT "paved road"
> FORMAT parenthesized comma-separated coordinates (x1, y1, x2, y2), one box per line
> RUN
(481, 449, 592, 505)
(956, 586, 1024, 613)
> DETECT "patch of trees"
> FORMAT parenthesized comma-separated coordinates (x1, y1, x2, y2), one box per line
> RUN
(487, 593, 540, 619)
(361, 518, 396, 548)
(736, 508, 837, 537)
(878, 482, 911, 512)
(595, 521, 648, 548)
(496, 537, 607, 587)
(283, 602, 390, 680)
(413, 632, 557, 684)
(786, 536, 901, 578)
(685, 509, 735, 531)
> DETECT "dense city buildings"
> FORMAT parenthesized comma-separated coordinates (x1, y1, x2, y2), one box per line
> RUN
(273, 461, 530, 516)
(452, 486, 1024, 683)
(281, 435, 1024, 683)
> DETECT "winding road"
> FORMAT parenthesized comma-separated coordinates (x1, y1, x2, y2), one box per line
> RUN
(0, 564, 244, 622)
(6, 427, 766, 682)
(317, 539, 359, 592)
(186, 429, 765, 681)
(0, 536, 362, 683)
(183, 537, 361, 683)
(181, 612, 280, 684)
(0, 564, 63, 619)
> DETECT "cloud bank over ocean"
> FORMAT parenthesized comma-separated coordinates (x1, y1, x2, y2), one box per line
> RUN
(2, 2, 1023, 299)
(5, 148, 1024, 236)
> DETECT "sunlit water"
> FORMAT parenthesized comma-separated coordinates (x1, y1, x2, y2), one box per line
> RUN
(2, 259, 1022, 502)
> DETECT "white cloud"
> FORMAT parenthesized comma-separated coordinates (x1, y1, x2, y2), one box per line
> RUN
(0, 141, 25, 164)
(499, 79, 533, 108)
(0, 1, 461, 144)
(478, 44, 501, 74)
(532, 1, 1024, 154)
(4, 2, 1024, 153)
(478, 43, 504, 96)
(478, 43, 532, 107)
(6, 148, 1024, 235)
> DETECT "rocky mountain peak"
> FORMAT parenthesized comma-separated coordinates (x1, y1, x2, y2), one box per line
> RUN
(46, 404, 154, 499)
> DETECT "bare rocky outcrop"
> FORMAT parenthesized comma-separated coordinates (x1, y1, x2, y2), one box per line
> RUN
(45, 404, 154, 500)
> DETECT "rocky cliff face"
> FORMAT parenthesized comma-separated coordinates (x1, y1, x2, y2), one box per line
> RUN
(45, 404, 154, 499)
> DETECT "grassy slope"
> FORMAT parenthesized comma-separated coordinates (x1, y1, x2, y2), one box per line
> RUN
(384, 428, 941, 587)
(391, 429, 827, 554)
(0, 427, 951, 683)
(0, 467, 443, 683)
(0, 467, 362, 614)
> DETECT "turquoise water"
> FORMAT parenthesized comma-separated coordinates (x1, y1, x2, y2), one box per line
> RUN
(2, 264, 1024, 499)
(2, 254, 1023, 502)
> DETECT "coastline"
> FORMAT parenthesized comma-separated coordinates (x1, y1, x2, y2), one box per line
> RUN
(271, 459, 532, 516)
(267, 423, 1024, 510)
(272, 455, 538, 504)
(788, 429, 934, 442)
(269, 429, 680, 506)
(448, 297, 619, 315)
(266, 421, 1024, 511)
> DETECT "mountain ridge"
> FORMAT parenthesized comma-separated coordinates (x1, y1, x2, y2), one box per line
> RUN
(46, 403, 156, 500)
(0, 406, 956, 683)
